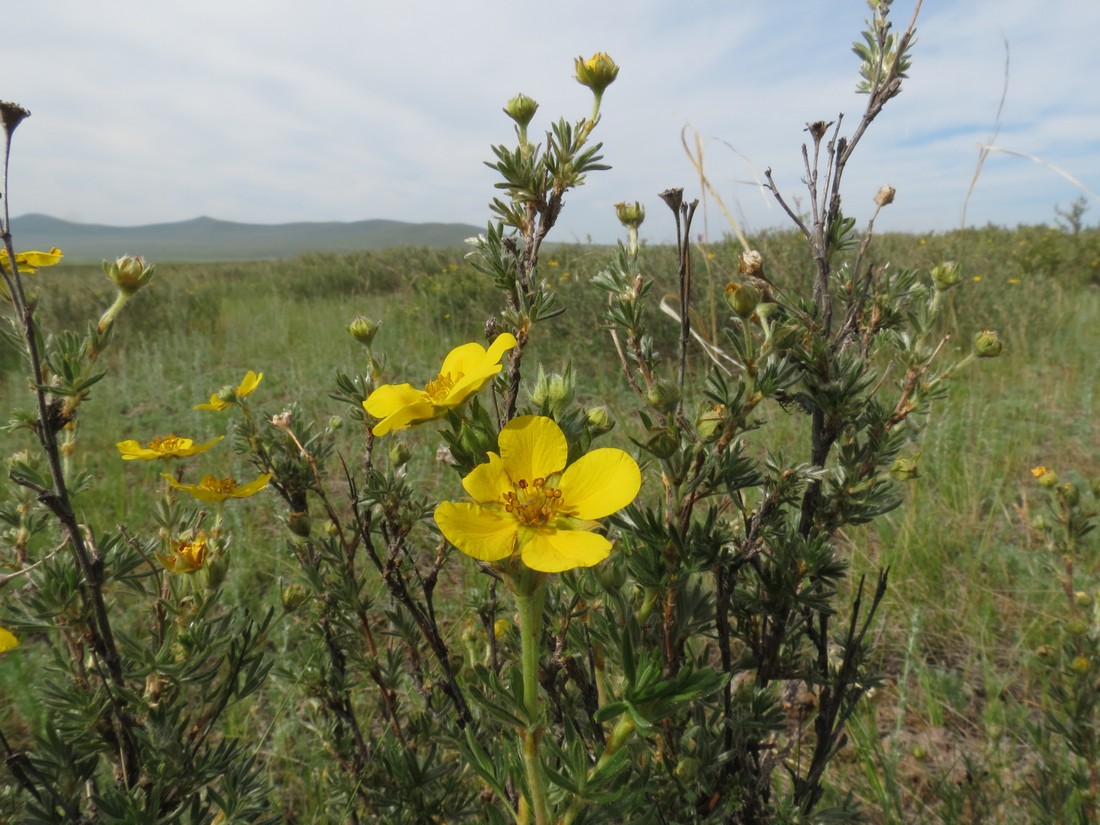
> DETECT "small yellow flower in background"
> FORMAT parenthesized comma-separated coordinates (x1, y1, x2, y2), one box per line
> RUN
(1032, 466, 1058, 488)
(493, 618, 510, 639)
(0, 246, 63, 274)
(363, 333, 517, 436)
(1007, 278, 1021, 284)
(162, 472, 272, 503)
(157, 530, 211, 574)
(194, 370, 263, 411)
(574, 52, 619, 96)
(434, 415, 641, 573)
(117, 434, 224, 460)
(0, 626, 18, 653)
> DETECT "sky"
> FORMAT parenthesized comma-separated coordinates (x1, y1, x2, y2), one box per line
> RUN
(2, 0, 1098, 245)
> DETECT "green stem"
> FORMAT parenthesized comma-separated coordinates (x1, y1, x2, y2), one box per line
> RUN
(514, 568, 550, 825)
(561, 715, 636, 825)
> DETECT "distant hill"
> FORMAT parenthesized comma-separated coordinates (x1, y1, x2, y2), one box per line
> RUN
(9, 214, 483, 262)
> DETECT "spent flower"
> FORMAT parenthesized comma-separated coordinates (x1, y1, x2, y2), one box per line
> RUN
(434, 415, 641, 573)
(363, 333, 517, 436)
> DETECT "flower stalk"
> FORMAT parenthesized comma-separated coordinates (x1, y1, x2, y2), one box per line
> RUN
(513, 565, 551, 825)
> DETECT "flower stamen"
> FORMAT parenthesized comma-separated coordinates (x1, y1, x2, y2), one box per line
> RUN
(423, 371, 462, 403)
(502, 477, 565, 526)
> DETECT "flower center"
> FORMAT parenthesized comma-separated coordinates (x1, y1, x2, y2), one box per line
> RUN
(502, 477, 565, 527)
(150, 434, 184, 452)
(175, 533, 208, 569)
(423, 372, 463, 403)
(201, 475, 239, 494)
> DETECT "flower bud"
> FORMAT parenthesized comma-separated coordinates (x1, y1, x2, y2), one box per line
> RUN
(645, 428, 680, 459)
(873, 184, 896, 207)
(645, 381, 681, 414)
(1075, 591, 1094, 609)
(725, 281, 760, 319)
(1032, 465, 1058, 489)
(503, 93, 539, 129)
(930, 261, 961, 291)
(1060, 482, 1080, 506)
(614, 201, 645, 230)
(530, 365, 574, 417)
(596, 556, 627, 592)
(388, 441, 412, 468)
(585, 406, 613, 436)
(574, 52, 619, 96)
(281, 583, 311, 612)
(695, 404, 725, 441)
(104, 255, 155, 296)
(974, 330, 1004, 358)
(1071, 655, 1091, 674)
(1066, 618, 1090, 636)
(287, 511, 312, 538)
(890, 456, 920, 481)
(493, 618, 510, 639)
(347, 316, 380, 347)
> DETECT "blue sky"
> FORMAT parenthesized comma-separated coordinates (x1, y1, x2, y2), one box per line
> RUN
(3, 0, 1098, 244)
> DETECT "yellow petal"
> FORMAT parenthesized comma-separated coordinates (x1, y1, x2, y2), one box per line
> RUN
(232, 473, 272, 498)
(363, 383, 423, 419)
(237, 370, 263, 397)
(0, 626, 18, 653)
(194, 396, 231, 412)
(116, 439, 152, 459)
(435, 501, 516, 562)
(519, 527, 611, 573)
(498, 416, 568, 482)
(486, 332, 518, 362)
(463, 452, 512, 504)
(558, 448, 641, 519)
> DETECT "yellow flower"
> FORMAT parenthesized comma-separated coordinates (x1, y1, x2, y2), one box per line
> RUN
(117, 434, 224, 460)
(434, 415, 641, 573)
(194, 370, 263, 411)
(363, 333, 517, 436)
(0, 626, 18, 653)
(0, 247, 63, 274)
(162, 472, 272, 503)
(157, 530, 211, 574)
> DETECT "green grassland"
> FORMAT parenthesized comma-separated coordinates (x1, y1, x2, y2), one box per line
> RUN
(2, 224, 1099, 820)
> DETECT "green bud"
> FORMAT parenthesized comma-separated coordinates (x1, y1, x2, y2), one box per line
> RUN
(1066, 618, 1090, 636)
(890, 455, 920, 481)
(725, 281, 761, 319)
(503, 93, 539, 129)
(645, 428, 679, 459)
(574, 52, 619, 96)
(1060, 482, 1080, 506)
(204, 550, 229, 591)
(104, 255, 155, 296)
(930, 261, 961, 291)
(347, 316, 380, 346)
(974, 329, 1004, 358)
(280, 583, 311, 612)
(586, 406, 613, 436)
(645, 381, 680, 414)
(287, 511, 312, 538)
(614, 201, 645, 230)
(388, 441, 412, 468)
(695, 404, 725, 441)
(674, 757, 700, 781)
(1074, 591, 1093, 609)
(530, 365, 575, 416)
(596, 556, 627, 592)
